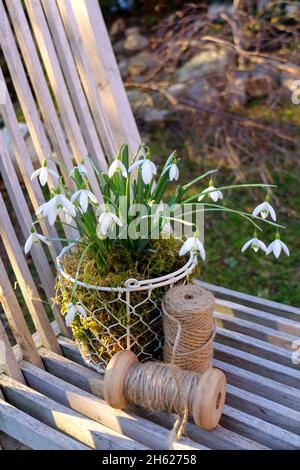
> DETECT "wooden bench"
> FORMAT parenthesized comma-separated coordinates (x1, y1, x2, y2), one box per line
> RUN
(0, 0, 299, 450)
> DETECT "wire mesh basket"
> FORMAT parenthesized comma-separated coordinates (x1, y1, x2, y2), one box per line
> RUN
(57, 243, 197, 373)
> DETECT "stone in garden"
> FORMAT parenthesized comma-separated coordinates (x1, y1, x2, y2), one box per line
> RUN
(167, 83, 188, 99)
(207, 1, 233, 20)
(112, 39, 125, 55)
(127, 89, 149, 111)
(118, 59, 128, 78)
(143, 107, 168, 125)
(226, 70, 248, 109)
(109, 18, 126, 37)
(281, 72, 300, 101)
(246, 65, 273, 98)
(124, 27, 149, 52)
(286, 2, 300, 20)
(128, 51, 157, 75)
(186, 79, 219, 106)
(175, 45, 232, 83)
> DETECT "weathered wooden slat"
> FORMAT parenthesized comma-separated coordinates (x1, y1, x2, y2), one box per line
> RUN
(0, 396, 89, 450)
(41, 0, 108, 170)
(5, 0, 73, 176)
(0, 374, 148, 450)
(0, 2, 59, 186)
(45, 341, 268, 450)
(214, 311, 297, 350)
(66, 0, 141, 154)
(58, 337, 89, 367)
(56, 0, 118, 158)
(21, 359, 206, 450)
(0, 66, 61, 258)
(0, 131, 69, 337)
(136, 407, 268, 451)
(214, 358, 300, 411)
(226, 384, 300, 435)
(214, 342, 300, 389)
(0, 320, 25, 384)
(0, 321, 60, 376)
(0, 195, 61, 355)
(25, 0, 102, 202)
(0, 258, 44, 369)
(197, 281, 300, 321)
(215, 298, 300, 337)
(221, 405, 300, 450)
(216, 327, 296, 369)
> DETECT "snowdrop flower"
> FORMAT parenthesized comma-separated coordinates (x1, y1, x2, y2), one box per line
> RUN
(108, 159, 127, 178)
(69, 164, 88, 178)
(163, 160, 179, 181)
(252, 195, 276, 221)
(71, 188, 97, 212)
(198, 179, 223, 203)
(24, 228, 51, 254)
(241, 233, 267, 253)
(36, 193, 76, 225)
(30, 159, 59, 187)
(97, 211, 123, 237)
(179, 233, 205, 260)
(128, 158, 157, 185)
(65, 301, 87, 327)
(266, 233, 289, 259)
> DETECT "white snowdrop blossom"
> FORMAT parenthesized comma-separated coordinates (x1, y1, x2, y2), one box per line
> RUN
(252, 196, 276, 221)
(241, 235, 267, 254)
(198, 179, 223, 203)
(36, 194, 76, 225)
(24, 230, 51, 254)
(65, 302, 87, 327)
(266, 234, 290, 259)
(97, 211, 123, 237)
(71, 189, 97, 212)
(69, 164, 88, 178)
(179, 234, 205, 260)
(163, 161, 179, 181)
(128, 158, 157, 184)
(30, 159, 59, 187)
(108, 159, 127, 178)
(169, 163, 179, 181)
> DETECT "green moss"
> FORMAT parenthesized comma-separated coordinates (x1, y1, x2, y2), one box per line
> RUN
(55, 238, 199, 367)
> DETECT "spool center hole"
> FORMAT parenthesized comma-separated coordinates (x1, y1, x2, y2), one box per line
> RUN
(184, 294, 194, 300)
(216, 392, 222, 410)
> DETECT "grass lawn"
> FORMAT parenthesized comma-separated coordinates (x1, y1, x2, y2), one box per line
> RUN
(147, 119, 300, 307)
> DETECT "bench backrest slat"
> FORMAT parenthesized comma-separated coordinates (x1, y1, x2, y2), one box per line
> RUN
(0, 258, 44, 369)
(0, 318, 25, 383)
(0, 194, 62, 355)
(0, 0, 141, 375)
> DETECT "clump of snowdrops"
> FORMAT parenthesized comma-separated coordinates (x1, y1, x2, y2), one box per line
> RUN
(26, 142, 288, 317)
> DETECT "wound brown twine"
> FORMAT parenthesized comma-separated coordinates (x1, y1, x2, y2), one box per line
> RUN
(123, 360, 200, 445)
(163, 284, 216, 374)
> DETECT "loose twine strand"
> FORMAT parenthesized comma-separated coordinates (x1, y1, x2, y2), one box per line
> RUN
(123, 284, 216, 448)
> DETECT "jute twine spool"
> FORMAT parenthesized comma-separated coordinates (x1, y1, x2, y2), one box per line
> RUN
(104, 350, 226, 445)
(163, 284, 215, 373)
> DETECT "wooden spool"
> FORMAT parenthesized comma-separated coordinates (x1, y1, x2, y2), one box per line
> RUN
(104, 350, 226, 431)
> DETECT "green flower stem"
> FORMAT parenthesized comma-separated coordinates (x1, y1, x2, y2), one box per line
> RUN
(183, 203, 285, 229)
(44, 237, 88, 245)
(183, 183, 277, 203)
(71, 241, 96, 298)
(181, 169, 218, 191)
